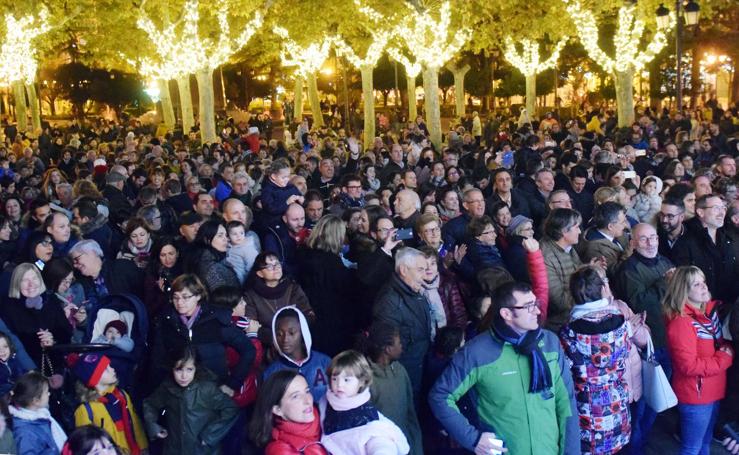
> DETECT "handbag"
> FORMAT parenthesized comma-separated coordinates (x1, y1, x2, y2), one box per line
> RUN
(641, 334, 677, 413)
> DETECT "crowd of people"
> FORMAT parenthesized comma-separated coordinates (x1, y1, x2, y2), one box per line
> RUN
(0, 99, 735, 455)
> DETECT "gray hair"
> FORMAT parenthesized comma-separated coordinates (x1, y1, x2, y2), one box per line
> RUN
(69, 239, 104, 259)
(394, 247, 425, 273)
(55, 182, 72, 194)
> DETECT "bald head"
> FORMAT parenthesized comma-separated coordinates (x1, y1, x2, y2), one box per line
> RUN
(393, 189, 421, 219)
(631, 223, 659, 258)
(283, 203, 305, 233)
(222, 198, 247, 224)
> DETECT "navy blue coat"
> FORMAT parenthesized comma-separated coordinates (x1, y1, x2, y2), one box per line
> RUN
(258, 178, 302, 228)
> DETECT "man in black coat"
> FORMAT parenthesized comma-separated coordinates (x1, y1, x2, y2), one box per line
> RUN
(672, 195, 739, 304)
(69, 239, 143, 301)
(101, 172, 132, 225)
(373, 247, 431, 400)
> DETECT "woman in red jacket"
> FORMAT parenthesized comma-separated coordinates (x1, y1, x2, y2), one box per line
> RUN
(664, 266, 734, 455)
(248, 370, 327, 455)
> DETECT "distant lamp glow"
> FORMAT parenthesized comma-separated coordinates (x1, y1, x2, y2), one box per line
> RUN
(276, 85, 285, 94)
(144, 81, 161, 102)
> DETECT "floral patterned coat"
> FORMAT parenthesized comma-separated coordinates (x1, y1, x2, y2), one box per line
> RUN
(560, 308, 632, 455)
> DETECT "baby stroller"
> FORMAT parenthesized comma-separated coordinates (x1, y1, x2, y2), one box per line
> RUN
(83, 293, 149, 389)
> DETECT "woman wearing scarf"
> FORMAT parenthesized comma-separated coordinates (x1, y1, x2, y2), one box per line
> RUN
(560, 266, 648, 455)
(243, 252, 314, 346)
(418, 246, 467, 335)
(143, 237, 183, 320)
(116, 217, 153, 270)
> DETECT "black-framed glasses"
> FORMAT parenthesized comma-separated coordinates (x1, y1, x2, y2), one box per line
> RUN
(508, 301, 541, 313)
(261, 263, 282, 271)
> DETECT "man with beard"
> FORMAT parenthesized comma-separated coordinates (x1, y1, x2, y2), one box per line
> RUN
(657, 197, 687, 261)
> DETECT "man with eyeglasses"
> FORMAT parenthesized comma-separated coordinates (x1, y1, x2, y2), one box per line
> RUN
(673, 194, 739, 303)
(612, 223, 674, 452)
(657, 197, 686, 261)
(430, 281, 578, 455)
(442, 188, 486, 249)
(373, 247, 432, 399)
(330, 174, 365, 214)
(357, 215, 403, 309)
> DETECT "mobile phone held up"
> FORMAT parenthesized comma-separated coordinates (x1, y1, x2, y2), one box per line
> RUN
(394, 228, 414, 241)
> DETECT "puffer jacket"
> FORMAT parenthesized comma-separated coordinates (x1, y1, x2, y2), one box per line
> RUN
(541, 237, 582, 332)
(437, 268, 468, 329)
(191, 247, 240, 293)
(143, 373, 239, 455)
(149, 304, 255, 391)
(666, 300, 733, 405)
(560, 303, 632, 455)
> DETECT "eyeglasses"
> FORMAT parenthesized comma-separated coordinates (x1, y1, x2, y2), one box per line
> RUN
(423, 227, 441, 235)
(659, 212, 681, 220)
(261, 263, 282, 271)
(508, 301, 541, 313)
(481, 230, 496, 235)
(172, 293, 197, 302)
(72, 253, 85, 265)
(704, 204, 727, 211)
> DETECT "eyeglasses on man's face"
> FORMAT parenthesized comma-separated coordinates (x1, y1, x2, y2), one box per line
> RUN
(508, 301, 541, 314)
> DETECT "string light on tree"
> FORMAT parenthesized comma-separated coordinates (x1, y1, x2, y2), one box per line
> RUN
(387, 46, 422, 120)
(134, 0, 264, 143)
(388, 1, 472, 147)
(565, 0, 674, 126)
(0, 8, 51, 133)
(273, 27, 332, 127)
(332, 32, 391, 147)
(503, 36, 567, 119)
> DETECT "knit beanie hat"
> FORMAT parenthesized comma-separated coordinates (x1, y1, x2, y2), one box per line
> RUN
(68, 353, 110, 388)
(506, 215, 533, 236)
(104, 320, 127, 336)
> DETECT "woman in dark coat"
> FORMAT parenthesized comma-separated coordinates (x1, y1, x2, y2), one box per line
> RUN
(149, 274, 255, 394)
(143, 237, 182, 319)
(1, 263, 72, 371)
(296, 215, 357, 356)
(186, 219, 239, 293)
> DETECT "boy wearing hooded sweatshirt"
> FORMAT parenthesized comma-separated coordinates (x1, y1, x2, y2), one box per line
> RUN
(263, 307, 331, 401)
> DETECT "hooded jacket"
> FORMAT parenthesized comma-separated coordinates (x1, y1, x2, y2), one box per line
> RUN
(263, 306, 331, 402)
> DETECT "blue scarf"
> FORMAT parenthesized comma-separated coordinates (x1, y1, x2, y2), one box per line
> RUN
(492, 316, 552, 393)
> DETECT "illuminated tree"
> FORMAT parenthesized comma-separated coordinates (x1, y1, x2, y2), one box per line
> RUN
(565, 0, 673, 126)
(390, 2, 472, 148)
(386, 46, 421, 121)
(446, 61, 471, 118)
(0, 9, 50, 132)
(333, 33, 390, 147)
(135, 0, 264, 143)
(274, 27, 332, 128)
(503, 36, 566, 120)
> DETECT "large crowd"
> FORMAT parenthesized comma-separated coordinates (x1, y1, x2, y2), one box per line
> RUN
(0, 100, 735, 455)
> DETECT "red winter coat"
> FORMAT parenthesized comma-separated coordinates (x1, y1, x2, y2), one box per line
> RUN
(226, 335, 263, 407)
(527, 249, 549, 322)
(265, 407, 328, 455)
(666, 300, 733, 405)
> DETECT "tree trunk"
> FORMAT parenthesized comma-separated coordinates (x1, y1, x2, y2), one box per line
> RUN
(12, 81, 27, 132)
(732, 58, 739, 104)
(158, 79, 176, 129)
(447, 63, 470, 118)
(406, 75, 417, 121)
(423, 66, 442, 149)
(648, 58, 662, 111)
(690, 44, 702, 109)
(525, 74, 536, 121)
(614, 70, 635, 128)
(26, 83, 41, 133)
(176, 75, 194, 134)
(360, 65, 376, 150)
(293, 76, 304, 123)
(306, 72, 323, 128)
(195, 68, 217, 145)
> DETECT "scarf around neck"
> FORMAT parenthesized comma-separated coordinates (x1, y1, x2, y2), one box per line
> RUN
(492, 316, 552, 393)
(9, 405, 67, 450)
(96, 387, 141, 454)
(24, 295, 44, 309)
(422, 276, 447, 339)
(323, 389, 379, 435)
(253, 277, 289, 300)
(570, 297, 611, 321)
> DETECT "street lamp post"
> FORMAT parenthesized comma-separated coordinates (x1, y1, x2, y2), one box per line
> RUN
(656, 0, 699, 112)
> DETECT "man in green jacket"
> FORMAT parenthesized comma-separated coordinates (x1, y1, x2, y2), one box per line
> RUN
(428, 281, 580, 455)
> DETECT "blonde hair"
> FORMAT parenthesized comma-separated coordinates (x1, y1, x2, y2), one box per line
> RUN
(306, 214, 345, 255)
(9, 263, 46, 299)
(663, 266, 706, 319)
(594, 186, 620, 205)
(328, 350, 373, 393)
